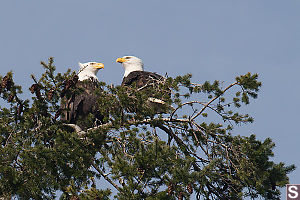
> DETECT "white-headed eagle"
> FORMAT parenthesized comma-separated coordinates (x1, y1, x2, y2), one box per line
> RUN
(116, 56, 172, 114)
(60, 62, 105, 129)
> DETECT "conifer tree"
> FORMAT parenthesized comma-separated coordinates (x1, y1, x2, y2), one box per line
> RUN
(0, 58, 295, 199)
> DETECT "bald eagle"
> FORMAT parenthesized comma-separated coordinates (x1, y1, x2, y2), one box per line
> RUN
(60, 62, 105, 129)
(116, 56, 172, 114)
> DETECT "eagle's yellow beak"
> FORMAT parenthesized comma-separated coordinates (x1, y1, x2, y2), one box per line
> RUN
(93, 63, 104, 69)
(116, 57, 127, 63)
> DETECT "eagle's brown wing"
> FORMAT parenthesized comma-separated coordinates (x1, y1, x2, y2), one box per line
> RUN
(60, 80, 104, 129)
(121, 71, 172, 114)
(121, 71, 164, 87)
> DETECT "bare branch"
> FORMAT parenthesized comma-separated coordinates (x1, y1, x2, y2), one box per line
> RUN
(86, 118, 190, 132)
(91, 161, 121, 192)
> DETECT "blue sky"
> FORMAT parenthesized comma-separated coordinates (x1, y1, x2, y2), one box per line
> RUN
(1, 1, 299, 198)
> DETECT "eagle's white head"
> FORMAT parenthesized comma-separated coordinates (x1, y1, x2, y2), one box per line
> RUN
(116, 56, 144, 77)
(78, 62, 104, 81)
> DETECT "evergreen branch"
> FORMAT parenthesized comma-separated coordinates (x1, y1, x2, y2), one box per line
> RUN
(191, 82, 238, 120)
(171, 100, 225, 120)
(191, 82, 203, 87)
(83, 118, 191, 132)
(156, 124, 202, 171)
(115, 137, 134, 159)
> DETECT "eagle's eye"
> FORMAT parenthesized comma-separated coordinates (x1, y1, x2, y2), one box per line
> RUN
(125, 56, 131, 59)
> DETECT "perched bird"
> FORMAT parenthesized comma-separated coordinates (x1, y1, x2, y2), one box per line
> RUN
(60, 62, 105, 129)
(116, 56, 172, 114)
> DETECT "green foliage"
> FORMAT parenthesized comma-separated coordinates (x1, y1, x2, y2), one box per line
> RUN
(0, 58, 295, 199)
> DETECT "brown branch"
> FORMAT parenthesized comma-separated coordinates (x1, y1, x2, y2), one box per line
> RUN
(4, 131, 14, 147)
(190, 121, 210, 156)
(91, 161, 121, 192)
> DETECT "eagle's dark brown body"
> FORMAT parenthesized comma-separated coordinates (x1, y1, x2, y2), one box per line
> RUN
(122, 71, 165, 88)
(121, 71, 171, 114)
(121, 71, 165, 87)
(61, 80, 104, 129)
